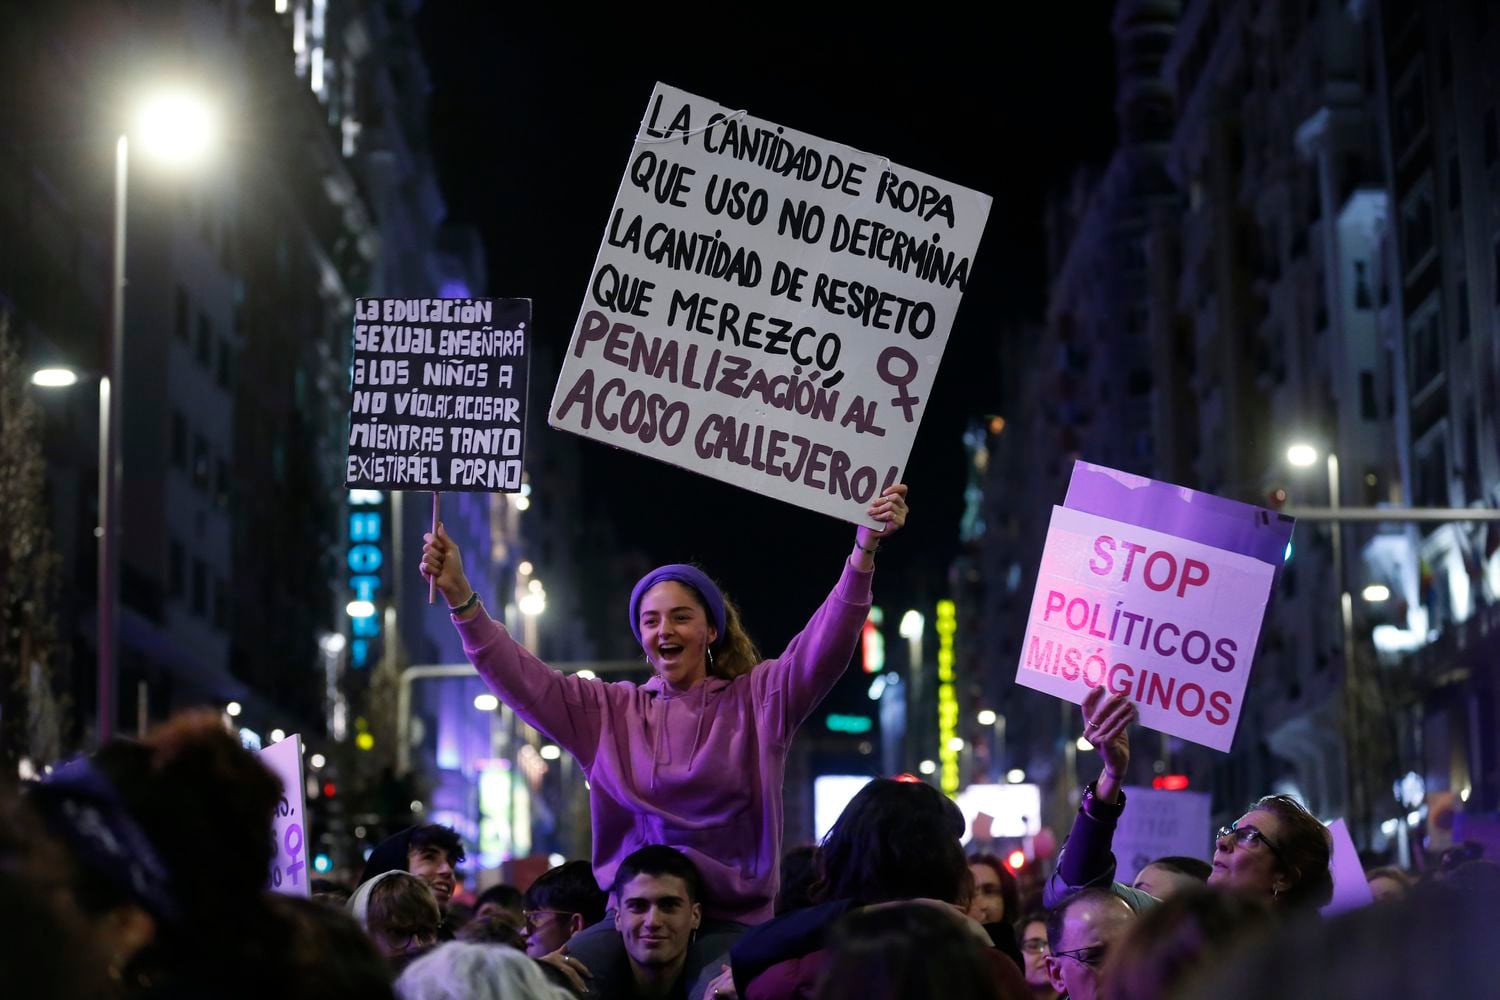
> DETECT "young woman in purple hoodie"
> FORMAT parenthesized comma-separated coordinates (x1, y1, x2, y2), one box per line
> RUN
(420, 484, 907, 996)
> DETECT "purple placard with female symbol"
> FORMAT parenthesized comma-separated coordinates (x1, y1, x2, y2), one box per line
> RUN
(258, 735, 310, 897)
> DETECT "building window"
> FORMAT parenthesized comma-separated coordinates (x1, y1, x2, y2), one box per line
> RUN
(1360, 370, 1379, 420)
(1402, 185, 1436, 272)
(1393, 64, 1428, 159)
(1407, 300, 1443, 395)
(191, 559, 208, 617)
(193, 436, 211, 491)
(175, 287, 189, 341)
(196, 313, 213, 367)
(1415, 436, 1448, 509)
(171, 410, 187, 469)
(169, 540, 185, 599)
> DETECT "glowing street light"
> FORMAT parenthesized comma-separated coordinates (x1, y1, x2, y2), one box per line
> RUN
(134, 88, 218, 167)
(1286, 443, 1319, 467)
(918, 759, 937, 775)
(1006, 768, 1026, 784)
(226, 701, 243, 718)
(474, 693, 499, 712)
(30, 368, 79, 388)
(977, 709, 998, 726)
(1362, 584, 1391, 602)
(540, 744, 562, 761)
(346, 600, 376, 618)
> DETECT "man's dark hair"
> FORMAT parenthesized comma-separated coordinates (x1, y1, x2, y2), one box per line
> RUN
(526, 861, 607, 926)
(474, 883, 524, 913)
(1148, 856, 1212, 882)
(612, 845, 705, 905)
(1046, 888, 1128, 951)
(408, 824, 465, 866)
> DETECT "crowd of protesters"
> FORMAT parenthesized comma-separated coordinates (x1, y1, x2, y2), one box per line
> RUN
(6, 483, 1498, 998)
(5, 704, 1496, 1000)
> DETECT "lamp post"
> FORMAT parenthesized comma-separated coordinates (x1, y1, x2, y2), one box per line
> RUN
(1287, 443, 1364, 828)
(30, 89, 216, 745)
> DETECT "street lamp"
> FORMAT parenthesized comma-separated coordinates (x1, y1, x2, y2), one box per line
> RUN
(74, 86, 218, 745)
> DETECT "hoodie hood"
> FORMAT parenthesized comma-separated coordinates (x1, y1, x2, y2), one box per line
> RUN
(639, 674, 730, 790)
(360, 826, 416, 886)
(347, 869, 411, 930)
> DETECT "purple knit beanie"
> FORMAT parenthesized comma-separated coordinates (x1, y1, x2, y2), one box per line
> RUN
(628, 564, 727, 649)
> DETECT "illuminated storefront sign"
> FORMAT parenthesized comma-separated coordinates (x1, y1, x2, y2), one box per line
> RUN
(861, 606, 885, 673)
(347, 490, 386, 668)
(936, 599, 959, 796)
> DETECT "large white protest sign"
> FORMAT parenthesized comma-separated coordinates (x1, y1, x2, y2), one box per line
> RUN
(1112, 787, 1212, 883)
(550, 83, 991, 525)
(258, 734, 310, 897)
(1016, 506, 1275, 751)
(346, 298, 531, 491)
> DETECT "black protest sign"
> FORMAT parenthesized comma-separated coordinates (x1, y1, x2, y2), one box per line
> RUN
(345, 298, 530, 492)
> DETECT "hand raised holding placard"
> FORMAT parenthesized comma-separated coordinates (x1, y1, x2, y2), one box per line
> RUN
(420, 524, 479, 619)
(852, 484, 909, 568)
(1082, 687, 1138, 804)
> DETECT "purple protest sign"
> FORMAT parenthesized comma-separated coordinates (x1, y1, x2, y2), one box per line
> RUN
(1322, 818, 1374, 915)
(1065, 461, 1295, 570)
(1015, 506, 1274, 751)
(258, 735, 310, 897)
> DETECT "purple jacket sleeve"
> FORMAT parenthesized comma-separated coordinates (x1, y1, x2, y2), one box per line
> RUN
(1041, 804, 1158, 912)
(750, 558, 873, 747)
(453, 608, 606, 768)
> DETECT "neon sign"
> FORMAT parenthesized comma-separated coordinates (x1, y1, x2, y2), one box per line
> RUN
(936, 599, 959, 796)
(347, 491, 385, 668)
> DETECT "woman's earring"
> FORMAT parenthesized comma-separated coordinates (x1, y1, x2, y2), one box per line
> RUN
(707, 647, 716, 673)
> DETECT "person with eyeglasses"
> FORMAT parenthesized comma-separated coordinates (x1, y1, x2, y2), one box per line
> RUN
(1016, 912, 1059, 1000)
(1043, 689, 1334, 915)
(525, 860, 608, 959)
(1043, 888, 1135, 1000)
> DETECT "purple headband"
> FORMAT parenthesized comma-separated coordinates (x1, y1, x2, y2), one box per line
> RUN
(629, 564, 726, 649)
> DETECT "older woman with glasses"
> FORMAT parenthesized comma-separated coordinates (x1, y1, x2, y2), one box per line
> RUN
(1043, 688, 1334, 914)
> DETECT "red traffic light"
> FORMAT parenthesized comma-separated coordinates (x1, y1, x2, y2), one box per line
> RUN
(1152, 774, 1190, 791)
(323, 782, 337, 798)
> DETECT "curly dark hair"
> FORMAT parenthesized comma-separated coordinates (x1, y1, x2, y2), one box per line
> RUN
(816, 779, 968, 906)
(409, 824, 466, 867)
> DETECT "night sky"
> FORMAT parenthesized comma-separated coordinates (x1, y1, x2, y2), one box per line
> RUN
(414, 10, 1117, 656)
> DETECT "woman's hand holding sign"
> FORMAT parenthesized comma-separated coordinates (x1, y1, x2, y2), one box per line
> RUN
(1081, 687, 1137, 805)
(852, 484, 909, 570)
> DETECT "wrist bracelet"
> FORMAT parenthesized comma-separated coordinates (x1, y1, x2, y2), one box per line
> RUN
(448, 592, 481, 615)
(855, 541, 880, 556)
